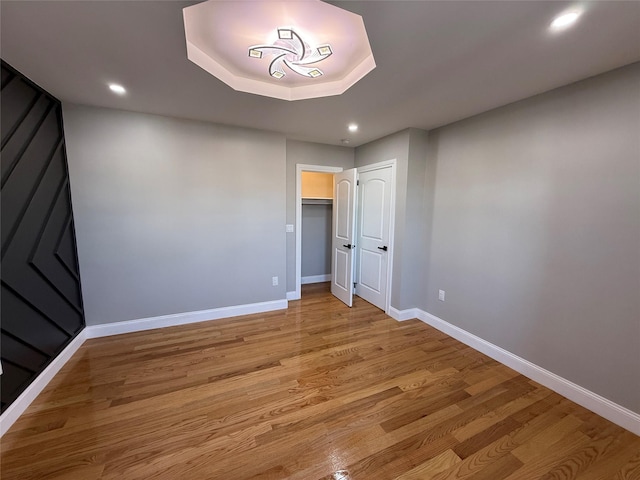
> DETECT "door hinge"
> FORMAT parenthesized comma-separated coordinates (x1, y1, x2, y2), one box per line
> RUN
(356, 180, 359, 186)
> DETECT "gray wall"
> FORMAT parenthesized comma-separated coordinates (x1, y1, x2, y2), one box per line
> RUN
(285, 140, 354, 292)
(63, 104, 287, 326)
(403, 129, 430, 308)
(301, 204, 332, 278)
(423, 63, 640, 412)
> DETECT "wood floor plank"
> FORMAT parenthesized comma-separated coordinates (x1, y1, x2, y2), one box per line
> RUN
(393, 449, 462, 479)
(430, 433, 518, 480)
(505, 430, 593, 479)
(615, 450, 640, 480)
(511, 413, 584, 463)
(569, 432, 640, 480)
(1, 282, 638, 480)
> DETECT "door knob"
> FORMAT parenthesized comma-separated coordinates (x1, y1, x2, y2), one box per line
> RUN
(343, 244, 353, 249)
(377, 246, 388, 251)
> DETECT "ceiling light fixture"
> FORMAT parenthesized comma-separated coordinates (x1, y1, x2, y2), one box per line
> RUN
(348, 124, 358, 132)
(108, 83, 126, 95)
(249, 28, 333, 80)
(550, 9, 582, 31)
(183, 0, 375, 101)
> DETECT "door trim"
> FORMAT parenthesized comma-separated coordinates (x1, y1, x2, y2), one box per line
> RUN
(295, 164, 343, 300)
(355, 159, 396, 315)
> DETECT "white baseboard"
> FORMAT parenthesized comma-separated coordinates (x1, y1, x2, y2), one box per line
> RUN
(388, 306, 640, 435)
(388, 306, 419, 321)
(0, 330, 87, 437)
(85, 299, 288, 338)
(287, 291, 300, 301)
(301, 274, 331, 284)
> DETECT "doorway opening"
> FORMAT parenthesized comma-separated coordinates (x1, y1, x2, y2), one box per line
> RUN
(295, 161, 396, 313)
(295, 164, 343, 300)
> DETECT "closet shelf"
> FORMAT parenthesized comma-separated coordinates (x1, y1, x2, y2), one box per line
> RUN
(302, 198, 333, 205)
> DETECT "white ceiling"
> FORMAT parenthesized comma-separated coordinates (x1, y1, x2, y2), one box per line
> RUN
(2, 1, 639, 147)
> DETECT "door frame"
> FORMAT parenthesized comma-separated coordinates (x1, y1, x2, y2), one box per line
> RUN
(294, 164, 344, 300)
(355, 159, 397, 315)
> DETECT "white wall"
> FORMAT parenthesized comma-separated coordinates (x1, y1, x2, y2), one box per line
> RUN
(423, 63, 640, 412)
(63, 104, 287, 325)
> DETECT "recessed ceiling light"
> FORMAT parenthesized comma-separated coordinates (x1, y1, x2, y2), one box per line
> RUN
(108, 83, 126, 95)
(550, 10, 582, 31)
(348, 124, 358, 132)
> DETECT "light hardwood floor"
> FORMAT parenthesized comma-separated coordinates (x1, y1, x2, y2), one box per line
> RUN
(2, 283, 639, 479)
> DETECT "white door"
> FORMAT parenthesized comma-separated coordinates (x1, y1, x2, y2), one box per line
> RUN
(355, 166, 393, 310)
(331, 168, 357, 306)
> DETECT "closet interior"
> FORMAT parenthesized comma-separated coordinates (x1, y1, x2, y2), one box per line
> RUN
(301, 172, 334, 286)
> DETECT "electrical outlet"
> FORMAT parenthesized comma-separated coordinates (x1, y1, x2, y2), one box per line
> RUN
(438, 289, 445, 302)
(272, 276, 279, 286)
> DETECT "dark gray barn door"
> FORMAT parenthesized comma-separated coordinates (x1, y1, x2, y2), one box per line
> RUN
(1, 60, 85, 413)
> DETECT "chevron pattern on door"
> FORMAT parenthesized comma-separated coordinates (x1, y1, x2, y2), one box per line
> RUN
(1, 61, 85, 413)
